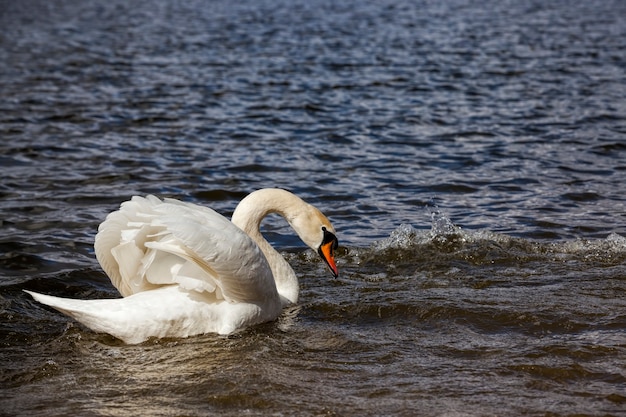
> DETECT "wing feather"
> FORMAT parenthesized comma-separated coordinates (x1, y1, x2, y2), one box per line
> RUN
(95, 196, 278, 303)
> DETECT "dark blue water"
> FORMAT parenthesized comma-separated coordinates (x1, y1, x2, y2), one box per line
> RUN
(1, 0, 625, 415)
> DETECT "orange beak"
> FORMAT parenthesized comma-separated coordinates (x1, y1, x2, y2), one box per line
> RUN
(318, 237, 339, 278)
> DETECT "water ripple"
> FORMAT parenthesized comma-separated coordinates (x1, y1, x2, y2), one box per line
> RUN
(2, 0, 626, 415)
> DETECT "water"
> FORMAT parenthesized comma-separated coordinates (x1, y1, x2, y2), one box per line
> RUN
(1, 0, 625, 415)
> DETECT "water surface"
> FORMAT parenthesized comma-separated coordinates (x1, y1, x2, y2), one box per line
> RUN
(1, 0, 625, 415)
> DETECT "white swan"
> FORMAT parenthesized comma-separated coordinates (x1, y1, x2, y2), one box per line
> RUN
(26, 188, 339, 344)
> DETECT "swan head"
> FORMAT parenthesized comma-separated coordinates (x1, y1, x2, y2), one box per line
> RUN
(232, 188, 340, 279)
(291, 205, 339, 278)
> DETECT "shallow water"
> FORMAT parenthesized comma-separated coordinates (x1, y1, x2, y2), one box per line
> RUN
(1, 0, 625, 415)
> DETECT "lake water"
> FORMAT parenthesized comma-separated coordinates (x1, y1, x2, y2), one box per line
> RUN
(1, 0, 625, 415)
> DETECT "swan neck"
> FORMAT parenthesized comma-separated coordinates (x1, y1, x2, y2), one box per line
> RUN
(231, 189, 301, 304)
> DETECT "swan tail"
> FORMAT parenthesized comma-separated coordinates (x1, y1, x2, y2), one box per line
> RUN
(26, 290, 92, 315)
(24, 288, 242, 344)
(24, 290, 145, 343)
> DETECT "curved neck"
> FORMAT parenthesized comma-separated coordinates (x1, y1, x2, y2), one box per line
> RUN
(231, 189, 302, 305)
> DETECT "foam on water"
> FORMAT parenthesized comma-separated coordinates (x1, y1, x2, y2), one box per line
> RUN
(370, 206, 626, 267)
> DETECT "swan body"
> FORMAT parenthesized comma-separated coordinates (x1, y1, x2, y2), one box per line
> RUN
(26, 189, 339, 344)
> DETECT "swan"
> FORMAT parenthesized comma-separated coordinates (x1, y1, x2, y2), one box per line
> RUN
(25, 188, 339, 344)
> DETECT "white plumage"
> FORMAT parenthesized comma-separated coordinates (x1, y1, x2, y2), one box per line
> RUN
(26, 188, 339, 344)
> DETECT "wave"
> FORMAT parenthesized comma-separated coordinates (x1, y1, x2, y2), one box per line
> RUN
(349, 209, 626, 269)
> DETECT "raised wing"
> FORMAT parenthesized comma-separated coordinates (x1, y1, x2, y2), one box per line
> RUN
(94, 196, 278, 303)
